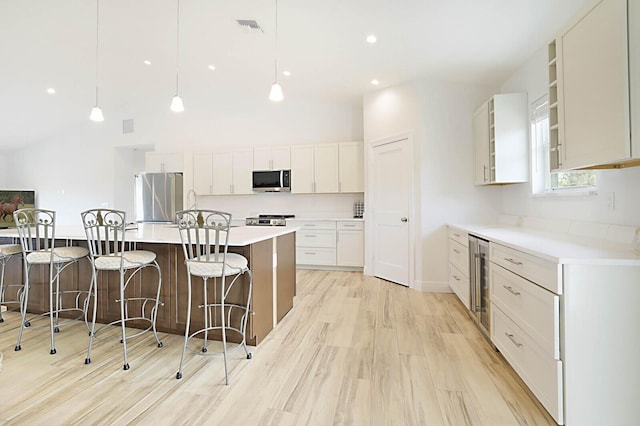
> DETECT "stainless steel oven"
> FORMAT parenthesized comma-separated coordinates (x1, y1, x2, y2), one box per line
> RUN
(469, 234, 490, 335)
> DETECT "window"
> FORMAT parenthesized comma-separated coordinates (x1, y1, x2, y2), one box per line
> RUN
(531, 95, 596, 194)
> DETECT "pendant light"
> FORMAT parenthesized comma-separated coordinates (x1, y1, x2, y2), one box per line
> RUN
(269, 0, 284, 102)
(90, 0, 104, 122)
(170, 0, 185, 112)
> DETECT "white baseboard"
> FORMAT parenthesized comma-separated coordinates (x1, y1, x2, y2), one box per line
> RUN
(415, 280, 453, 293)
(296, 265, 364, 272)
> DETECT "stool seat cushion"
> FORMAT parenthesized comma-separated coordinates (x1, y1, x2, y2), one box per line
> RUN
(26, 246, 89, 264)
(0, 244, 22, 257)
(94, 250, 157, 270)
(186, 253, 248, 278)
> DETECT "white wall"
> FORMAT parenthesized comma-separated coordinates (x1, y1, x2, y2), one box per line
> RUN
(4, 90, 363, 225)
(499, 46, 640, 227)
(363, 79, 503, 291)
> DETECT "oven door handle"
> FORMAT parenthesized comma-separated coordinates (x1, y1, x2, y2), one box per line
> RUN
(474, 252, 482, 313)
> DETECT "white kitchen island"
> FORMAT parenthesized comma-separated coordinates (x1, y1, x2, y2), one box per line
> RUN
(448, 223, 640, 426)
(0, 223, 298, 346)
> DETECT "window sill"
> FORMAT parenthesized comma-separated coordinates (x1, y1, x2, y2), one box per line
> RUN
(532, 187, 597, 198)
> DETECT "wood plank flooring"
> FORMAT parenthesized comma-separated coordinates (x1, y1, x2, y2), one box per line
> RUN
(0, 270, 555, 425)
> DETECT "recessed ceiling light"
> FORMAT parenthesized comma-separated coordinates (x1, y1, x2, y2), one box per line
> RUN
(283, 70, 291, 77)
(366, 34, 377, 44)
(371, 79, 379, 86)
(208, 64, 216, 71)
(143, 60, 152, 65)
(46, 88, 56, 94)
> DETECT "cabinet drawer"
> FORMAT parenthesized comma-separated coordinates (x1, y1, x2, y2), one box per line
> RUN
(337, 221, 364, 231)
(448, 227, 469, 247)
(492, 306, 563, 425)
(448, 264, 470, 309)
(288, 220, 336, 230)
(490, 263, 559, 359)
(490, 243, 561, 294)
(296, 230, 336, 248)
(449, 239, 469, 274)
(296, 248, 336, 266)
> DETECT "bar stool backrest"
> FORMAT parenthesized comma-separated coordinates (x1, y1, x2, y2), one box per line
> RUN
(176, 210, 231, 272)
(81, 209, 127, 265)
(13, 208, 56, 255)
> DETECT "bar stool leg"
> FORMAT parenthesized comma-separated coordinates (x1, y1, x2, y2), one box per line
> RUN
(221, 276, 229, 385)
(0, 257, 7, 323)
(176, 273, 193, 379)
(15, 265, 31, 351)
(49, 263, 57, 355)
(202, 277, 209, 353)
(242, 269, 253, 359)
(85, 268, 98, 364)
(119, 270, 129, 370)
(151, 261, 163, 348)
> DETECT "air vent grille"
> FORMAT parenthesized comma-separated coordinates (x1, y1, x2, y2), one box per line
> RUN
(236, 20, 263, 32)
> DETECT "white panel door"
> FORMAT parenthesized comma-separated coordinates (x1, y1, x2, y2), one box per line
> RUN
(253, 147, 271, 171)
(372, 139, 410, 286)
(162, 152, 184, 172)
(473, 102, 490, 185)
(271, 146, 291, 170)
(145, 152, 165, 172)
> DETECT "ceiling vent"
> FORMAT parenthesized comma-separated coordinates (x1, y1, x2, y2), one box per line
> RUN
(236, 20, 263, 33)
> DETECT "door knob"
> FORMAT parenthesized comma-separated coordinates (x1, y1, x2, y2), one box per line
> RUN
(401, 217, 408, 222)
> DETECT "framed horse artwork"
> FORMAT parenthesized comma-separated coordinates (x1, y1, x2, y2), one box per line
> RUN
(0, 190, 35, 227)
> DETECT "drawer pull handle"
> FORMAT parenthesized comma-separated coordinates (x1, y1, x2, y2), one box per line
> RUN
(505, 258, 523, 266)
(503, 285, 521, 296)
(453, 249, 460, 254)
(453, 275, 460, 281)
(304, 252, 316, 255)
(305, 235, 316, 237)
(343, 224, 355, 227)
(505, 333, 523, 348)
(453, 233, 461, 237)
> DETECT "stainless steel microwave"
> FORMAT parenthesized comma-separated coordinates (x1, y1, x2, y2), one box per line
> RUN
(252, 170, 291, 192)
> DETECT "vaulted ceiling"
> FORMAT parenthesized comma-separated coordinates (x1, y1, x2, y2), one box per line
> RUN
(0, 0, 589, 150)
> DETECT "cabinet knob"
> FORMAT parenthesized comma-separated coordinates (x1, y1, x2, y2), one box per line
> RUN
(401, 217, 408, 223)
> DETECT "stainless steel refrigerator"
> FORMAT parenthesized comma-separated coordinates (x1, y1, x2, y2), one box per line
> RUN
(134, 172, 183, 223)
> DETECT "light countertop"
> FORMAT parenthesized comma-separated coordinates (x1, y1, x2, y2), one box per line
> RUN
(0, 223, 298, 247)
(449, 224, 640, 265)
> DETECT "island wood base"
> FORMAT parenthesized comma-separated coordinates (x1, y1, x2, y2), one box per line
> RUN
(0, 232, 296, 346)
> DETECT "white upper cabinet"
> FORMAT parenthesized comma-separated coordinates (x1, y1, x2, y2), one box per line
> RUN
(193, 152, 214, 195)
(338, 142, 364, 192)
(145, 152, 183, 173)
(473, 103, 490, 185)
(194, 149, 253, 195)
(253, 146, 291, 170)
(473, 93, 528, 185)
(291, 144, 339, 193)
(314, 144, 339, 193)
(549, 0, 639, 170)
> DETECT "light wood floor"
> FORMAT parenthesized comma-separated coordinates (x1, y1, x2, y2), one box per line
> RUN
(0, 270, 555, 425)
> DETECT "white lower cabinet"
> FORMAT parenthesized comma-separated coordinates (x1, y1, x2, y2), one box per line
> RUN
(447, 226, 469, 308)
(290, 219, 363, 269)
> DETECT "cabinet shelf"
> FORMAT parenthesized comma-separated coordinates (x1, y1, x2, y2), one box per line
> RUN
(548, 57, 557, 66)
(549, 80, 557, 88)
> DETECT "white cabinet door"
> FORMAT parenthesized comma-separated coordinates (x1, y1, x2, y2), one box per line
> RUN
(337, 230, 364, 267)
(291, 145, 315, 193)
(339, 142, 363, 192)
(473, 102, 490, 185)
(232, 148, 254, 194)
(145, 152, 183, 172)
(193, 152, 213, 195)
(212, 151, 233, 195)
(271, 146, 291, 170)
(253, 147, 271, 171)
(314, 144, 339, 193)
(558, 0, 630, 169)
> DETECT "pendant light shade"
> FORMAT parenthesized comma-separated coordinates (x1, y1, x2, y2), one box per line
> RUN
(170, 95, 184, 112)
(90, 106, 104, 122)
(90, 0, 104, 122)
(269, 82, 284, 102)
(269, 0, 283, 102)
(171, 0, 184, 112)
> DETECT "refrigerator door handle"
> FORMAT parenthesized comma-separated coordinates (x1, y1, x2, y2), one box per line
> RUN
(474, 252, 482, 314)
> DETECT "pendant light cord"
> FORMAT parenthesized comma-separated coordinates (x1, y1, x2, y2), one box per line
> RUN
(175, 0, 180, 95)
(274, 0, 278, 83)
(95, 0, 100, 105)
